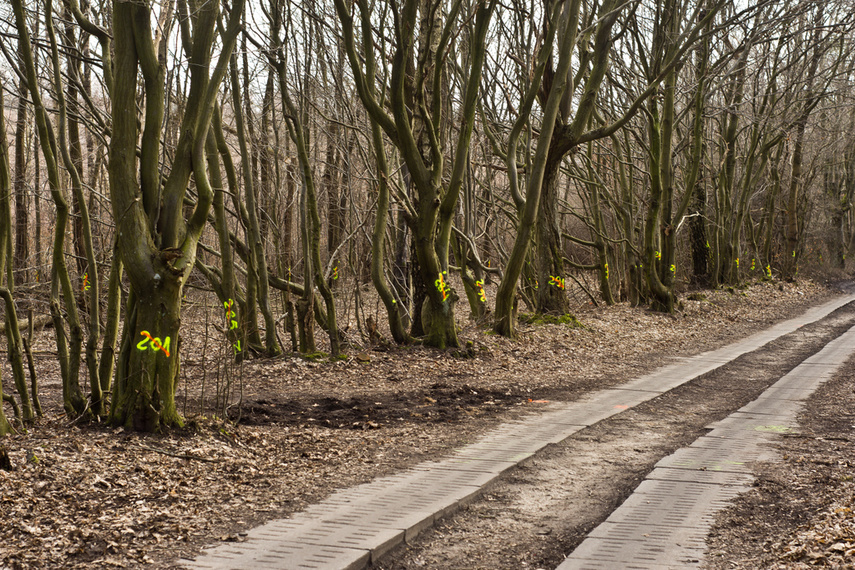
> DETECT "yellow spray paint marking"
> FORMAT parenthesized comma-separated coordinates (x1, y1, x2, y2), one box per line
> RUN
(82, 273, 91, 292)
(549, 275, 565, 290)
(435, 272, 450, 301)
(224, 299, 238, 330)
(475, 279, 486, 303)
(604, 263, 609, 280)
(224, 299, 240, 353)
(137, 331, 171, 357)
(655, 251, 661, 260)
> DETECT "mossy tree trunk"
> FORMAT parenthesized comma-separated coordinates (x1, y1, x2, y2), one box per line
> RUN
(334, 0, 496, 348)
(1, 85, 25, 433)
(108, 0, 243, 431)
(13, 0, 86, 418)
(495, 0, 579, 337)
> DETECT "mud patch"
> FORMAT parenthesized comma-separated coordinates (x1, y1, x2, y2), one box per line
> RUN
(231, 384, 525, 429)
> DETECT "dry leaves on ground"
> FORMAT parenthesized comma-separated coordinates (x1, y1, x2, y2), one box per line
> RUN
(0, 278, 844, 569)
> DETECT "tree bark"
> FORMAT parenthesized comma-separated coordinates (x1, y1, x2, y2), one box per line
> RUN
(13, 42, 29, 287)
(1, 85, 23, 434)
(109, 0, 243, 430)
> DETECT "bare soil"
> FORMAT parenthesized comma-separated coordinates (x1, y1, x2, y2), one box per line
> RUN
(374, 292, 855, 569)
(704, 353, 855, 569)
(0, 279, 852, 569)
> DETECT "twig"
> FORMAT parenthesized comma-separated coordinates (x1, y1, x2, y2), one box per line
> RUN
(138, 444, 222, 463)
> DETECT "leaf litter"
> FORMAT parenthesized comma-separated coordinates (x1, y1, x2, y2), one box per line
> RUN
(0, 279, 848, 568)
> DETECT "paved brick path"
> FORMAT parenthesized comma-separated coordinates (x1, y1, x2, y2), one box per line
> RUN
(557, 319, 855, 569)
(181, 294, 855, 570)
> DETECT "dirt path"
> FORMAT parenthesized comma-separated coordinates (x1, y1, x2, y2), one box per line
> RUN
(1, 280, 847, 569)
(704, 350, 855, 568)
(374, 301, 855, 569)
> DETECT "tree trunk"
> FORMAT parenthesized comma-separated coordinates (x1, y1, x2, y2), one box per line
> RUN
(1, 85, 24, 433)
(367, 92, 409, 342)
(414, 206, 459, 348)
(98, 243, 123, 398)
(495, 0, 579, 337)
(536, 151, 568, 314)
(112, 279, 182, 431)
(275, 59, 340, 356)
(108, 0, 243, 430)
(211, 105, 249, 359)
(52, 4, 103, 416)
(325, 120, 344, 267)
(230, 59, 280, 357)
(689, 178, 708, 284)
(13, 0, 87, 418)
(333, 0, 495, 348)
(784, 122, 807, 280)
(13, 47, 29, 287)
(643, 99, 675, 313)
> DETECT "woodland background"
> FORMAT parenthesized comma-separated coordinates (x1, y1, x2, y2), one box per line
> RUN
(2, 0, 855, 433)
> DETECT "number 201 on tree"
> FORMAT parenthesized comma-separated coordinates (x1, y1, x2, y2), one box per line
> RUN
(137, 331, 171, 357)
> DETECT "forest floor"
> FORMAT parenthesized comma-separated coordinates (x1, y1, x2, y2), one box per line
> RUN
(1, 277, 854, 569)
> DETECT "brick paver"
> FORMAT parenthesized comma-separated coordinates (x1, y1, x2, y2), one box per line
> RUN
(182, 294, 855, 570)
(557, 319, 855, 569)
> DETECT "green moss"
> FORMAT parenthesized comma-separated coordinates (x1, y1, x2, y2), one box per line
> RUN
(301, 351, 329, 362)
(451, 348, 476, 359)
